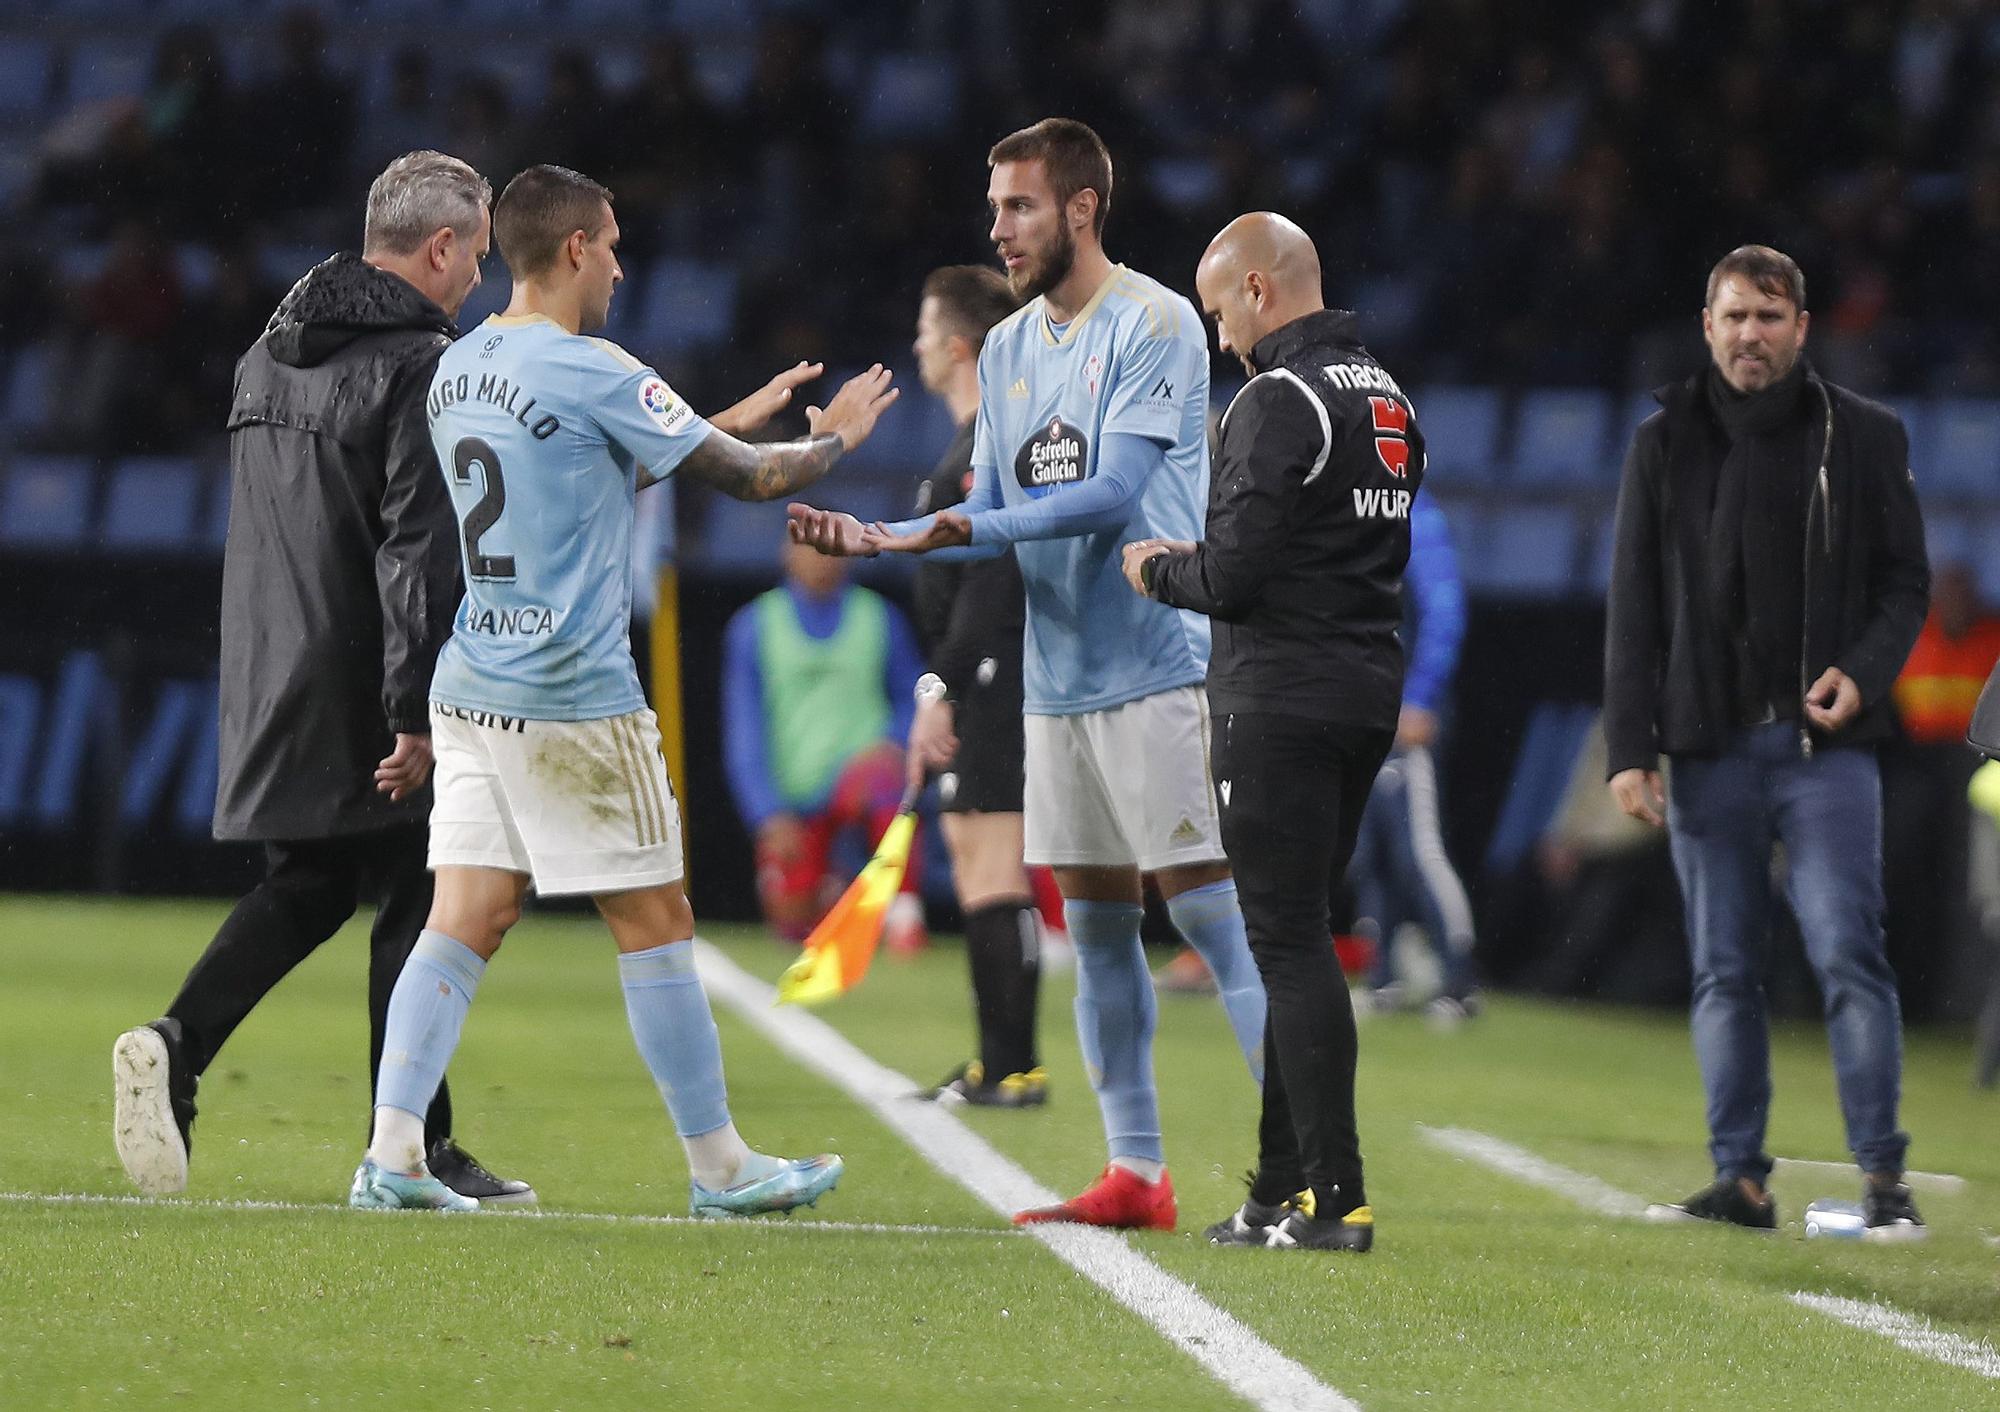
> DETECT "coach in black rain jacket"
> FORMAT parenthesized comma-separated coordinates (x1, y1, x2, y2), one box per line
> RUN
(1121, 213, 1415, 1248)
(214, 252, 460, 840)
(109, 155, 533, 1213)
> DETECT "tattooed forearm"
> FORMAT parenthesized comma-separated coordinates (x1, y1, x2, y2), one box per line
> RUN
(678, 430, 845, 502)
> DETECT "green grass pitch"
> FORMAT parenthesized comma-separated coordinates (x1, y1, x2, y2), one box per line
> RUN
(3, 895, 1997, 1410)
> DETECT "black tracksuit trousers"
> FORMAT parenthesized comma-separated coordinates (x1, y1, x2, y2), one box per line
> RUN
(1213, 711, 1392, 1213)
(165, 823, 452, 1145)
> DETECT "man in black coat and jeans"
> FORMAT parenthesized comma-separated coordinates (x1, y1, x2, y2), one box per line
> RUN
(1605, 245, 1930, 1238)
(111, 151, 533, 1202)
(1124, 212, 1417, 1252)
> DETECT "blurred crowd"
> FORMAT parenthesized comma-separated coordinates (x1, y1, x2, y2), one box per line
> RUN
(9, 0, 2000, 454)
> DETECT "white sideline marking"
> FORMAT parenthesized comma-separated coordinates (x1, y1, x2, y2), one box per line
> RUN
(1789, 1292, 2000, 1380)
(1774, 1158, 1967, 1194)
(696, 942, 1358, 1412)
(1417, 1125, 1648, 1218)
(0, 1190, 1010, 1239)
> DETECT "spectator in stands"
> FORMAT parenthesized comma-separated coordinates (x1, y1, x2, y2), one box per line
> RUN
(52, 220, 182, 453)
(1605, 244, 1930, 1237)
(1882, 561, 2000, 1011)
(722, 539, 927, 951)
(532, 48, 613, 182)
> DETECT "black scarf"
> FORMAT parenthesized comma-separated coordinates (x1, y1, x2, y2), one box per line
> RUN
(1703, 357, 1814, 721)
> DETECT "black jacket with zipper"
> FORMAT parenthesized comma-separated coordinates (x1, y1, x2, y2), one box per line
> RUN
(1603, 365, 1930, 777)
(1150, 309, 1421, 729)
(212, 253, 461, 841)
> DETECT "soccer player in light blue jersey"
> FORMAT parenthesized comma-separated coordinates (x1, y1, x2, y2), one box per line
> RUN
(350, 164, 898, 1215)
(790, 120, 1266, 1231)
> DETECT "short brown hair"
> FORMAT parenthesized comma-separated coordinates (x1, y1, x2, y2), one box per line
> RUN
(921, 265, 1018, 349)
(1706, 244, 1806, 310)
(494, 164, 613, 280)
(988, 118, 1114, 236)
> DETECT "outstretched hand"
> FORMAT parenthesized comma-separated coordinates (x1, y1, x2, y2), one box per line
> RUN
(805, 364, 899, 452)
(711, 361, 824, 437)
(787, 503, 876, 557)
(862, 510, 971, 555)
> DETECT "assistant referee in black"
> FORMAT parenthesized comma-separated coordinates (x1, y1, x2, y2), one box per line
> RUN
(903, 264, 1048, 1105)
(1122, 212, 1421, 1253)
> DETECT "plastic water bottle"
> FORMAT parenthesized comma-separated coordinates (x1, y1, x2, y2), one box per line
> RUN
(1803, 1198, 1867, 1239)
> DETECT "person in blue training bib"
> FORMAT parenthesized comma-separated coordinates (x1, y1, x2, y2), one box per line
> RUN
(349, 163, 898, 1216)
(789, 119, 1266, 1232)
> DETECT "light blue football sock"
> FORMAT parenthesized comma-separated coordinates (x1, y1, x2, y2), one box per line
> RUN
(1166, 879, 1268, 1083)
(374, 929, 485, 1121)
(618, 938, 732, 1140)
(1067, 899, 1163, 1165)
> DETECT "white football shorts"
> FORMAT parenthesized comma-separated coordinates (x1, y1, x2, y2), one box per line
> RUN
(427, 702, 684, 896)
(1023, 684, 1224, 871)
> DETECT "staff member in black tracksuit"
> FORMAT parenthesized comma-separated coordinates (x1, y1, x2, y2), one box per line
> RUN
(1123, 212, 1418, 1253)
(903, 265, 1049, 1106)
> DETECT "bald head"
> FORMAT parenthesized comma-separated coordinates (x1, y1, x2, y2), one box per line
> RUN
(1194, 212, 1324, 374)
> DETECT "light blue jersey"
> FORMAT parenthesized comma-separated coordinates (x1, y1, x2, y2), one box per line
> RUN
(970, 264, 1211, 715)
(426, 313, 712, 720)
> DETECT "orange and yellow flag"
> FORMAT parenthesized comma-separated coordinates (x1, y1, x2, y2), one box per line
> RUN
(774, 812, 918, 1006)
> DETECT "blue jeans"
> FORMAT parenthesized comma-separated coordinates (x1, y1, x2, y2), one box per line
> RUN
(1667, 723, 1909, 1183)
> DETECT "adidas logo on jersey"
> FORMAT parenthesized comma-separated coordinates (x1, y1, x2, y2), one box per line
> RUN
(1169, 816, 1202, 845)
(1007, 377, 1030, 399)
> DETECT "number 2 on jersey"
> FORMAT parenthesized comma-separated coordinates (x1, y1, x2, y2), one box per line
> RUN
(451, 436, 516, 581)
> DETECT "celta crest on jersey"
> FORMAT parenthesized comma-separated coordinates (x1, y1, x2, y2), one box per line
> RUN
(1015, 415, 1088, 497)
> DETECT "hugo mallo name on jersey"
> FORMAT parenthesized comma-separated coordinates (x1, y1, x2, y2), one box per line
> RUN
(426, 313, 712, 722)
(972, 265, 1212, 716)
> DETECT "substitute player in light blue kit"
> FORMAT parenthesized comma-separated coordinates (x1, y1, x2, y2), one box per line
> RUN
(349, 164, 898, 1215)
(790, 120, 1265, 1230)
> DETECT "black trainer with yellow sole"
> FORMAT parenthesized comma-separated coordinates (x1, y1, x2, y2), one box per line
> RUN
(1205, 1196, 1288, 1247)
(919, 1060, 1048, 1108)
(1265, 1203, 1374, 1252)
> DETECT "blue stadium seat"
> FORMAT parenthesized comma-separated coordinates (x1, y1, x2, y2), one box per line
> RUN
(1886, 397, 1934, 490)
(203, 464, 233, 552)
(1349, 273, 1426, 350)
(1456, 501, 1582, 597)
(1483, 701, 1599, 873)
(455, 272, 512, 330)
(1618, 388, 1659, 447)
(3, 343, 56, 433)
(636, 260, 737, 353)
(1411, 386, 1502, 486)
(0, 37, 54, 118)
(667, 0, 763, 34)
(100, 457, 202, 550)
(1149, 157, 1224, 214)
(690, 494, 790, 576)
(0, 457, 94, 547)
(259, 245, 331, 290)
(1925, 397, 2000, 500)
(1975, 513, 2000, 603)
(1509, 388, 1614, 485)
(1584, 506, 1618, 595)
(858, 55, 958, 138)
(1923, 509, 1975, 572)
(63, 41, 151, 108)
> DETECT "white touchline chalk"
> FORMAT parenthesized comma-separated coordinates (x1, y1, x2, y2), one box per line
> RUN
(697, 941, 1359, 1412)
(1773, 1157, 1967, 1194)
(1790, 1292, 2000, 1380)
(0, 1189, 1013, 1239)
(1417, 1124, 1650, 1219)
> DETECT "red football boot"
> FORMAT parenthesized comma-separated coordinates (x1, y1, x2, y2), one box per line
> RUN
(1013, 1164, 1177, 1230)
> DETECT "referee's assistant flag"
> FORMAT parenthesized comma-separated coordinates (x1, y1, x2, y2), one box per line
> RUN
(774, 811, 919, 1006)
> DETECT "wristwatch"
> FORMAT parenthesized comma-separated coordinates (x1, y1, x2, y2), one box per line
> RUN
(1139, 552, 1162, 596)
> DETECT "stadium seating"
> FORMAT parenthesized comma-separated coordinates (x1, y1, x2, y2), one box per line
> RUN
(1412, 386, 1503, 486)
(61, 41, 152, 108)
(1509, 388, 1615, 486)
(2, 343, 55, 436)
(99, 458, 203, 551)
(635, 259, 738, 353)
(1453, 501, 1582, 597)
(858, 54, 958, 138)
(0, 36, 53, 118)
(0, 456, 94, 548)
(1926, 397, 2000, 499)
